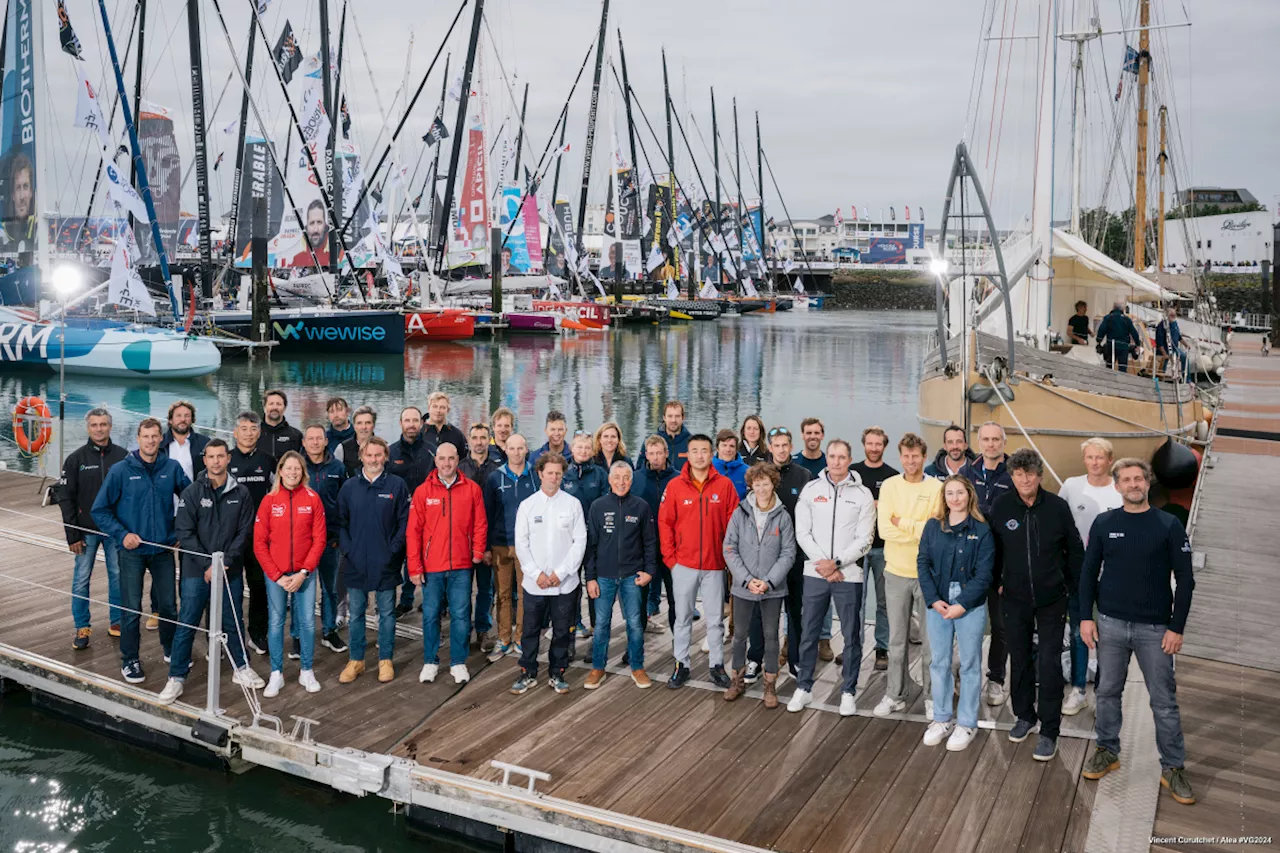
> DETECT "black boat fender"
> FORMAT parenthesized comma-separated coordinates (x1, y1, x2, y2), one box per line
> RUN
(1150, 438, 1199, 490)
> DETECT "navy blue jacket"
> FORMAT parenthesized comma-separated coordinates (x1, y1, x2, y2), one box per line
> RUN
(388, 433, 434, 494)
(632, 458, 678, 518)
(1097, 308, 1142, 353)
(534, 440, 573, 461)
(305, 451, 346, 539)
(924, 448, 976, 481)
(160, 429, 210, 478)
(1155, 319, 1182, 354)
(483, 463, 540, 548)
(562, 460, 608, 518)
(337, 471, 411, 591)
(174, 473, 255, 578)
(91, 450, 191, 555)
(325, 422, 354, 455)
(635, 425, 691, 471)
(916, 515, 995, 611)
(585, 491, 657, 581)
(960, 456, 1013, 518)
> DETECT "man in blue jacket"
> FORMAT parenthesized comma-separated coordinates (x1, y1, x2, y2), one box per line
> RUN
(336, 437, 411, 685)
(636, 400, 691, 471)
(303, 424, 347, 655)
(631, 434, 679, 629)
(1096, 300, 1142, 372)
(712, 429, 749, 498)
(324, 397, 354, 454)
(389, 406, 435, 616)
(563, 434, 608, 648)
(91, 418, 191, 684)
(483, 434, 540, 662)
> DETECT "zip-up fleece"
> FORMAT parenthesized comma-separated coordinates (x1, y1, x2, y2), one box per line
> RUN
(59, 439, 127, 544)
(406, 470, 487, 579)
(261, 418, 304, 458)
(631, 459, 677, 518)
(712, 455, 749, 499)
(960, 456, 1013, 517)
(514, 489, 587, 595)
(916, 515, 995, 610)
(423, 422, 468, 458)
(584, 491, 656, 581)
(877, 474, 944, 578)
(483, 463, 540, 547)
(657, 466, 739, 571)
(175, 473, 254, 578)
(795, 471, 876, 583)
(304, 452, 346, 535)
(637, 424, 692, 471)
(924, 448, 976, 480)
(227, 445, 276, 508)
(723, 497, 795, 600)
(562, 460, 608, 517)
(91, 450, 191, 555)
(388, 433, 434, 493)
(337, 471, 411, 591)
(988, 488, 1084, 606)
(253, 485, 327, 582)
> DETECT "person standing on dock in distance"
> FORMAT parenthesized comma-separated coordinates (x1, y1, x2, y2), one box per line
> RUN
(1056, 437, 1123, 717)
(563, 433, 609, 650)
(738, 415, 769, 467)
(337, 437, 411, 685)
(918, 476, 994, 752)
(535, 410, 572, 460)
(660, 434, 739, 690)
(460, 423, 500, 653)
(1078, 457, 1196, 805)
(874, 433, 942, 718)
(260, 390, 304, 459)
(160, 400, 208, 482)
(489, 407, 516, 463)
(637, 401, 691, 471)
(227, 412, 277, 657)
(421, 391, 468, 459)
(302, 424, 348, 656)
(409, 441, 487, 686)
(788, 440, 876, 716)
(723, 463, 795, 708)
(761, 427, 813, 677)
(159, 438, 264, 705)
(483, 434, 539, 662)
(325, 397, 354, 455)
(591, 422, 631, 470)
(1155, 307, 1188, 379)
(91, 418, 191, 685)
(390, 407, 434, 618)
(511, 453, 587, 695)
(849, 426, 899, 671)
(712, 430, 749, 499)
(1067, 300, 1092, 345)
(61, 407, 126, 650)
(924, 424, 974, 481)
(989, 449, 1083, 762)
(584, 462, 657, 690)
(632, 434, 679, 631)
(793, 418, 827, 479)
(960, 421, 1013, 707)
(338, 406, 377, 476)
(1096, 299, 1143, 372)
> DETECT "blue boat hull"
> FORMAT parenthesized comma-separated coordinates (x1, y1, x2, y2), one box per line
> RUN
(215, 309, 405, 354)
(0, 313, 221, 378)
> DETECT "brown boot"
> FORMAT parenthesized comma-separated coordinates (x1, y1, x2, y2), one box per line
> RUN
(778, 636, 788, 668)
(723, 669, 746, 701)
(762, 673, 779, 709)
(339, 660, 364, 684)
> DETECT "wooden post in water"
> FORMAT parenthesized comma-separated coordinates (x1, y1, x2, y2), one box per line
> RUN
(491, 225, 503, 323)
(251, 197, 270, 351)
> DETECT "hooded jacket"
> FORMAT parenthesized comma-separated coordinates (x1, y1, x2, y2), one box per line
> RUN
(406, 470, 487, 578)
(227, 444, 276, 509)
(260, 418, 304, 458)
(795, 470, 877, 583)
(174, 472, 255, 579)
(337, 470, 411, 591)
(91, 450, 191, 555)
(712, 455, 750, 499)
(637, 424, 692, 471)
(59, 438, 127, 545)
(988, 488, 1084, 606)
(916, 515, 995, 611)
(723, 497, 795, 601)
(326, 422, 355, 455)
(483, 463, 540, 548)
(388, 433, 434, 494)
(562, 459, 608, 518)
(253, 484, 328, 582)
(657, 465, 739, 571)
(924, 447, 976, 481)
(514, 488, 587, 595)
(585, 490, 656, 582)
(959, 456, 1013, 518)
(160, 429, 209, 479)
(304, 451, 346, 537)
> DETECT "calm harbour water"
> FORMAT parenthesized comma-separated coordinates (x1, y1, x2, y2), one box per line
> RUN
(0, 310, 933, 851)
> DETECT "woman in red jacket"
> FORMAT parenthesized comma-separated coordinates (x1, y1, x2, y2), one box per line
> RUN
(254, 451, 327, 698)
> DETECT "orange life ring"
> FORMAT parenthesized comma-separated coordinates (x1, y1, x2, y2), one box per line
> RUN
(13, 396, 53, 455)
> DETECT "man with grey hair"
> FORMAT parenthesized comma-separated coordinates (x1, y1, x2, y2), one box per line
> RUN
(960, 421, 1013, 705)
(60, 407, 127, 650)
(1096, 300, 1142, 372)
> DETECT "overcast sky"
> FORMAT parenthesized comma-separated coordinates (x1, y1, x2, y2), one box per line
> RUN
(35, 0, 1280, 232)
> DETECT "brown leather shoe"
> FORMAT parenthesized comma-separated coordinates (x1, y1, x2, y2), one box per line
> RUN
(108, 624, 121, 638)
(778, 636, 788, 668)
(762, 673, 779, 709)
(818, 639, 834, 662)
(584, 669, 607, 690)
(339, 660, 364, 683)
(631, 669, 652, 689)
(723, 669, 746, 701)
(378, 660, 394, 683)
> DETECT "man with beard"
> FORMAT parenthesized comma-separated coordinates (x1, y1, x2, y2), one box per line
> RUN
(291, 200, 331, 267)
(161, 400, 209, 481)
(849, 426, 900, 670)
(924, 424, 975, 480)
(261, 390, 304, 458)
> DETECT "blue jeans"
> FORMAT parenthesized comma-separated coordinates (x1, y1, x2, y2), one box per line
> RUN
(474, 561, 494, 636)
(292, 544, 341, 639)
(1094, 613, 1186, 769)
(591, 575, 645, 670)
(268, 573, 316, 672)
(422, 569, 473, 667)
(1068, 594, 1089, 689)
(170, 574, 248, 678)
(118, 549, 176, 665)
(862, 548, 889, 651)
(926, 582, 986, 728)
(349, 588, 396, 662)
(71, 533, 121, 628)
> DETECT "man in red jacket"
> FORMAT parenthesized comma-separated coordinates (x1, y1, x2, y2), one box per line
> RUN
(658, 434, 739, 689)
(408, 442, 487, 685)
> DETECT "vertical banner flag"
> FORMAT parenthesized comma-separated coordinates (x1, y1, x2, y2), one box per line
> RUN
(273, 22, 303, 84)
(57, 1, 84, 59)
(107, 229, 156, 316)
(499, 186, 531, 273)
(136, 103, 182, 262)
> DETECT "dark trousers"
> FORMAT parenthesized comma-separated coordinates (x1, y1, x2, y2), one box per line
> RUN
(118, 549, 177, 664)
(1103, 344, 1130, 372)
(520, 590, 574, 679)
(243, 550, 268, 641)
(770, 558, 806, 671)
(987, 584, 1007, 683)
(646, 562, 676, 629)
(1004, 595, 1068, 739)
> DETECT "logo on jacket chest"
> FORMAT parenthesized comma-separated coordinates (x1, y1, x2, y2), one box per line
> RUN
(1005, 519, 1019, 530)
(1108, 531, 1125, 539)
(271, 505, 286, 517)
(298, 505, 313, 514)
(814, 495, 829, 503)
(624, 515, 639, 524)
(200, 498, 213, 508)
(425, 498, 442, 506)
(709, 494, 721, 503)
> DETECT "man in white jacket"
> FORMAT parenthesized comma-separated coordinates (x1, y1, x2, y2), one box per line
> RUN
(787, 439, 877, 717)
(512, 452, 587, 695)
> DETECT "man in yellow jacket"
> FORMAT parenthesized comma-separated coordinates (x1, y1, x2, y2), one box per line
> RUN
(875, 433, 943, 718)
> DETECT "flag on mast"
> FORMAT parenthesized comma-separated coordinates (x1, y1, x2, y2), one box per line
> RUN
(273, 22, 303, 84)
(107, 228, 156, 316)
(57, 1, 84, 59)
(73, 66, 112, 153)
(102, 159, 150, 222)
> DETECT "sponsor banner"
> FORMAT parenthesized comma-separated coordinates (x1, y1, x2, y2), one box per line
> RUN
(520, 176, 543, 272)
(448, 126, 488, 269)
(498, 186, 531, 274)
(544, 200, 573, 279)
(532, 300, 610, 327)
(0, 0, 39, 254)
(134, 107, 182, 263)
(232, 136, 285, 266)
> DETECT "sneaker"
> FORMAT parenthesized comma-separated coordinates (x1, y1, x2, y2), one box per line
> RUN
(631, 669, 652, 689)
(108, 624, 121, 638)
(299, 670, 322, 693)
(1061, 687, 1087, 716)
(925, 699, 934, 719)
(419, 663, 439, 683)
(1008, 719, 1038, 743)
(263, 671, 285, 698)
(575, 621, 592, 640)
(839, 692, 858, 717)
(947, 726, 977, 752)
(923, 721, 954, 746)
(1033, 735, 1058, 761)
(667, 663, 691, 689)
(818, 639, 834, 662)
(321, 631, 348, 653)
(378, 660, 394, 683)
(787, 689, 813, 713)
(146, 612, 159, 631)
(1081, 746, 1121, 780)
(873, 696, 906, 717)
(692, 608, 702, 621)
(1160, 767, 1196, 805)
(247, 635, 268, 656)
(874, 649, 888, 671)
(121, 661, 145, 684)
(338, 660, 365, 684)
(510, 672, 537, 694)
(584, 669, 606, 690)
(744, 661, 762, 685)
(644, 619, 664, 634)
(709, 665, 731, 688)
(450, 664, 470, 684)
(487, 642, 511, 663)
(393, 602, 413, 618)
(288, 638, 301, 660)
(550, 673, 570, 694)
(511, 643, 522, 658)
(157, 678, 185, 705)
(232, 667, 265, 689)
(478, 632, 496, 654)
(72, 627, 91, 651)
(983, 679, 1007, 706)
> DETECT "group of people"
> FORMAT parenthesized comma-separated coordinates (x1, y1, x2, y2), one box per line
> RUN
(1068, 299, 1190, 378)
(57, 394, 1196, 805)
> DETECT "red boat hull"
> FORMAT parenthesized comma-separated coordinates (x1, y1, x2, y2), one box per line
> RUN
(405, 310, 476, 341)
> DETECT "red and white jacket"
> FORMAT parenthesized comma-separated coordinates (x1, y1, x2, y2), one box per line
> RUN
(253, 485, 327, 582)
(407, 469, 487, 579)
(657, 466, 738, 571)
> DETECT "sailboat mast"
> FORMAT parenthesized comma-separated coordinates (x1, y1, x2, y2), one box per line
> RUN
(186, 0, 213, 300)
(425, 53, 450, 263)
(575, 0, 611, 252)
(1134, 0, 1150, 271)
(756, 110, 766, 288)
(129, 0, 147, 192)
(319, 0, 342, 278)
(662, 50, 677, 279)
(618, 31, 641, 290)
(1157, 105, 1167, 274)
(226, 20, 255, 261)
(435, 0, 486, 273)
(711, 87, 719, 259)
(733, 97, 743, 291)
(512, 83, 528, 182)
(1068, 28, 1085, 233)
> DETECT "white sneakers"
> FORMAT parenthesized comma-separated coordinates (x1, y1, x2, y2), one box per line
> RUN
(233, 666, 266, 690)
(450, 664, 470, 684)
(299, 670, 321, 693)
(983, 679, 1007, 706)
(157, 678, 184, 705)
(1062, 687, 1087, 716)
(263, 670, 285, 698)
(946, 726, 977, 752)
(873, 696, 907, 717)
(923, 721, 954, 746)
(839, 693, 857, 717)
(925, 699, 934, 719)
(419, 663, 439, 683)
(700, 635, 710, 653)
(786, 688, 812, 713)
